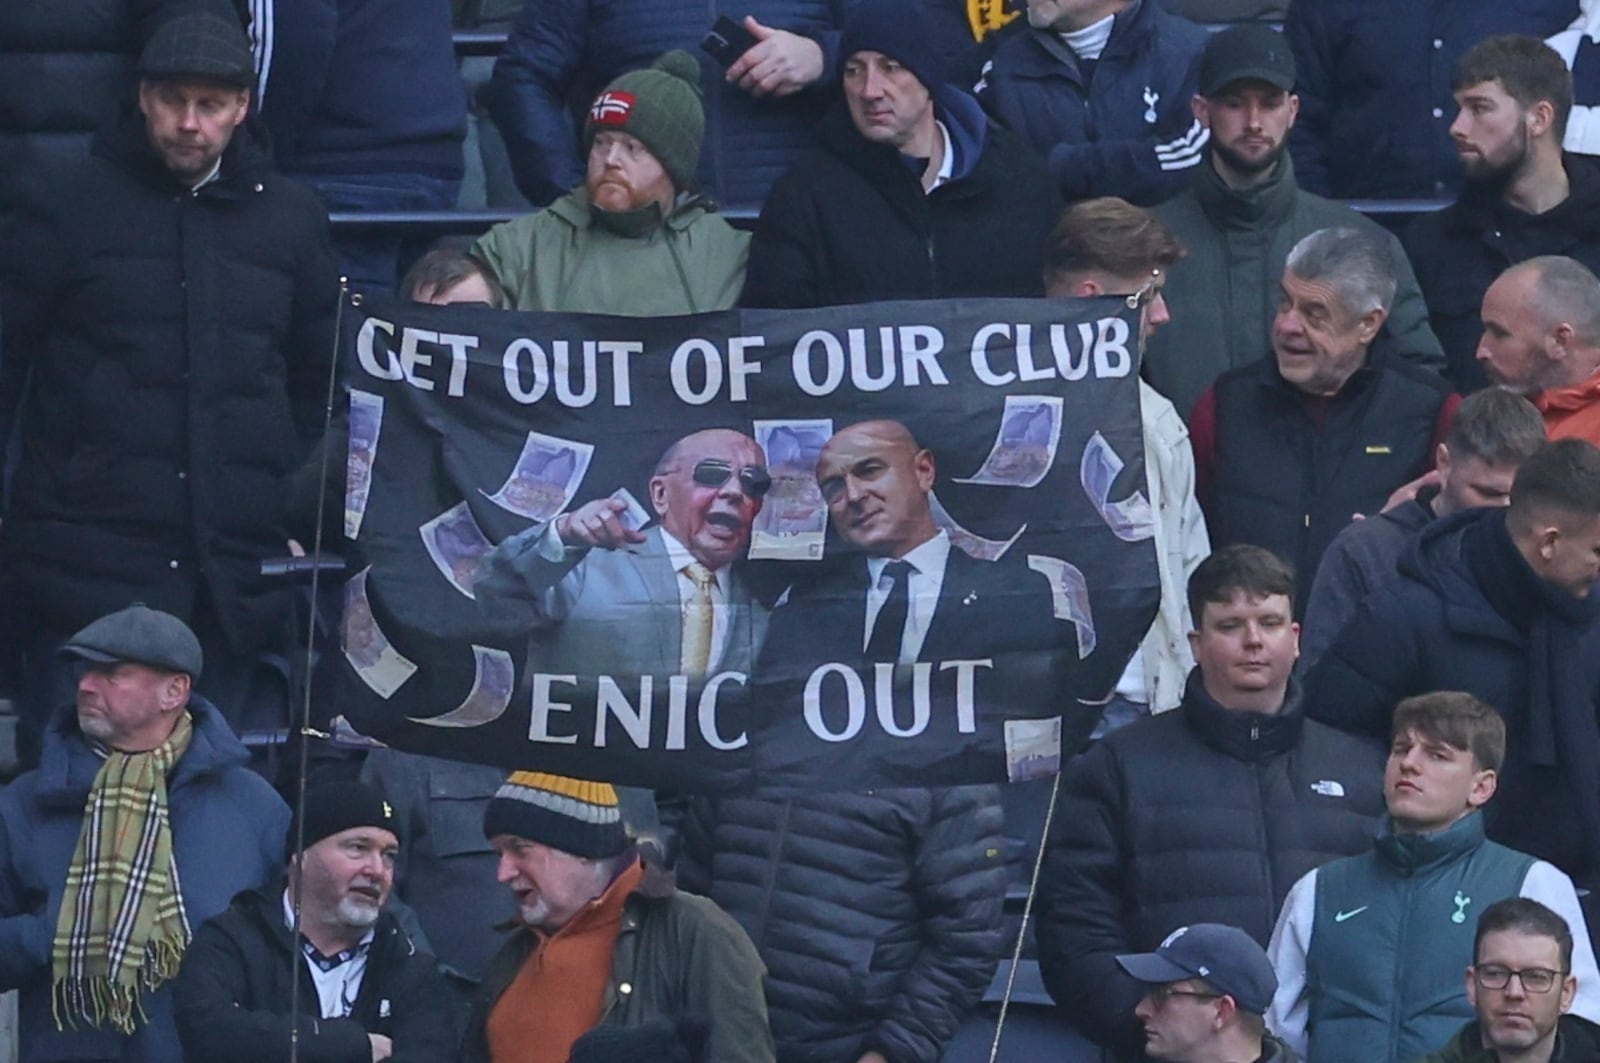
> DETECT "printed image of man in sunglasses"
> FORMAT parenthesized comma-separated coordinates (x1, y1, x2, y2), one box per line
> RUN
(475, 427, 772, 682)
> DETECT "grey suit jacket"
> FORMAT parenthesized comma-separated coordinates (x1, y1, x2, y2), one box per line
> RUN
(476, 525, 768, 677)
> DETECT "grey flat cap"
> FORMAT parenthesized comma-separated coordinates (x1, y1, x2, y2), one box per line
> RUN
(61, 604, 204, 679)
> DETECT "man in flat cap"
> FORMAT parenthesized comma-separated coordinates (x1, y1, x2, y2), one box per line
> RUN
(175, 780, 456, 1062)
(461, 771, 773, 1063)
(0, 5, 342, 766)
(0, 604, 289, 1061)
(1115, 923, 1293, 1063)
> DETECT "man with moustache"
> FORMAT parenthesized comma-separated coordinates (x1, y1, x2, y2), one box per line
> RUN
(1405, 35, 1600, 391)
(1189, 227, 1457, 617)
(1477, 256, 1600, 443)
(1267, 692, 1600, 1063)
(473, 50, 748, 314)
(174, 780, 455, 1062)
(0, 604, 288, 1062)
(1417, 898, 1600, 1063)
(1147, 22, 1440, 418)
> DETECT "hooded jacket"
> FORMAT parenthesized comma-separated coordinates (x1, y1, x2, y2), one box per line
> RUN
(740, 89, 1058, 307)
(0, 697, 289, 1063)
(1415, 1014, 1600, 1063)
(1035, 674, 1384, 1059)
(1403, 154, 1600, 391)
(1307, 508, 1600, 887)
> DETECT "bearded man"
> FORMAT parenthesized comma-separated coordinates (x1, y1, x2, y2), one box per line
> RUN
(1404, 34, 1600, 392)
(472, 49, 748, 315)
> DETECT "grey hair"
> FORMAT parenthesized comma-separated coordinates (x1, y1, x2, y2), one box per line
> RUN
(1517, 255, 1600, 343)
(1284, 227, 1397, 318)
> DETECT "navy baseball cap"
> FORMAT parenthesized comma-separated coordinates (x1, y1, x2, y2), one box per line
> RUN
(1116, 924, 1278, 1015)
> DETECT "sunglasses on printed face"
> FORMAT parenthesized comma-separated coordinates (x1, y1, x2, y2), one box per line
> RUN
(690, 459, 772, 498)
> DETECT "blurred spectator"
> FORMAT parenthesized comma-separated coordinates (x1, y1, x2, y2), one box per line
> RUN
(251, 0, 467, 295)
(474, 52, 748, 313)
(360, 751, 511, 1011)
(453, 0, 532, 211)
(1190, 227, 1457, 618)
(463, 772, 773, 1063)
(487, 0, 855, 215)
(1549, 1, 1600, 156)
(0, 0, 247, 219)
(0, 9, 340, 766)
(1267, 692, 1600, 1063)
(0, 605, 288, 1061)
(1116, 925, 1293, 1063)
(1163, 0, 1285, 18)
(1479, 256, 1600, 443)
(1284, 0, 1578, 199)
(1404, 35, 1600, 392)
(174, 781, 457, 1061)
(1417, 898, 1600, 1063)
(1034, 546, 1383, 1061)
(1308, 440, 1600, 890)
(742, 0, 1058, 307)
(678, 787, 1005, 1063)
(1042, 198, 1210, 724)
(402, 246, 505, 308)
(979, 0, 1210, 206)
(1147, 23, 1442, 419)
(1299, 389, 1547, 675)
(927, 0, 1025, 88)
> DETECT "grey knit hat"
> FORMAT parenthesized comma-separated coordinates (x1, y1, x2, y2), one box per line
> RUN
(583, 50, 705, 193)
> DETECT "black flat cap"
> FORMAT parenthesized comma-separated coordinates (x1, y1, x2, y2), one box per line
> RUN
(138, 9, 256, 88)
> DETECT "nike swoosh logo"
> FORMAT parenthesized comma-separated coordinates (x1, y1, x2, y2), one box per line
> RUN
(1334, 906, 1369, 923)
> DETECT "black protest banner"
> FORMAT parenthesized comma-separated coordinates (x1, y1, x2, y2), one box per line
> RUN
(339, 295, 1158, 793)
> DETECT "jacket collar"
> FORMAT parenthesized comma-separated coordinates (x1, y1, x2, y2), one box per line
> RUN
(819, 89, 992, 203)
(1447, 154, 1600, 238)
(1180, 669, 1303, 761)
(1014, 0, 1152, 80)
(1537, 367, 1600, 415)
(1374, 810, 1488, 875)
(34, 693, 252, 807)
(551, 185, 715, 235)
(1193, 151, 1299, 232)
(92, 103, 273, 199)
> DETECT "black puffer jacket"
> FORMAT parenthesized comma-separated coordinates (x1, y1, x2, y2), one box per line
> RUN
(174, 884, 457, 1062)
(0, 105, 340, 653)
(678, 788, 1007, 1063)
(740, 90, 1058, 307)
(1034, 675, 1384, 1060)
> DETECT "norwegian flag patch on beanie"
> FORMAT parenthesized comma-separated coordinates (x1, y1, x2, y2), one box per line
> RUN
(590, 91, 636, 126)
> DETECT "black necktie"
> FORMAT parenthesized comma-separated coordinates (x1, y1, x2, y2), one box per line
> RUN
(866, 559, 913, 663)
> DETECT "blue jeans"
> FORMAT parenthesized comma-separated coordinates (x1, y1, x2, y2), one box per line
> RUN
(291, 172, 462, 298)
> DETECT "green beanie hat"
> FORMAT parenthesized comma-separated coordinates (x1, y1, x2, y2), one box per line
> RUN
(584, 50, 705, 193)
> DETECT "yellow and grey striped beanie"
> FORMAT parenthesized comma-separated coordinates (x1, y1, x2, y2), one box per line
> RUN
(483, 772, 628, 859)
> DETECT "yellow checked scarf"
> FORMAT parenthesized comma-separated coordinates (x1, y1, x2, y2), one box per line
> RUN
(52, 710, 195, 1034)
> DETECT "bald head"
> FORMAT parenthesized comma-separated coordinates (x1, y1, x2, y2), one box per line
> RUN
(816, 420, 938, 558)
(1478, 257, 1600, 394)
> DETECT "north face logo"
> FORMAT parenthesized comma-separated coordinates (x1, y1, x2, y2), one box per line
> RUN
(590, 91, 636, 125)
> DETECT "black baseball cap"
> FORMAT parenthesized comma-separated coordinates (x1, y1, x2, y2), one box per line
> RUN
(1116, 924, 1278, 1016)
(1198, 23, 1296, 97)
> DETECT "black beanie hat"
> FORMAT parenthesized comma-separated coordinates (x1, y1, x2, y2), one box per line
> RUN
(287, 780, 398, 857)
(839, 0, 947, 94)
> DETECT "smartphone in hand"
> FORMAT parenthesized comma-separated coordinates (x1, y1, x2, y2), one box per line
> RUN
(701, 15, 758, 68)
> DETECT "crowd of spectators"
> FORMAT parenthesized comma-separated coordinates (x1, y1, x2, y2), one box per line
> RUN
(10, 1, 1600, 1062)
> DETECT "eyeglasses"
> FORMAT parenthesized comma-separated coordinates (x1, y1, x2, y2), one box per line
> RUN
(1146, 985, 1223, 1007)
(690, 459, 772, 498)
(1474, 965, 1567, 993)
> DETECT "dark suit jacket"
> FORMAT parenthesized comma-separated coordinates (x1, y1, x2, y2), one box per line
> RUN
(756, 545, 1068, 698)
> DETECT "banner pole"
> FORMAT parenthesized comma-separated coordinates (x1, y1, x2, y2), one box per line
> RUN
(288, 282, 351, 1063)
(988, 769, 1062, 1063)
